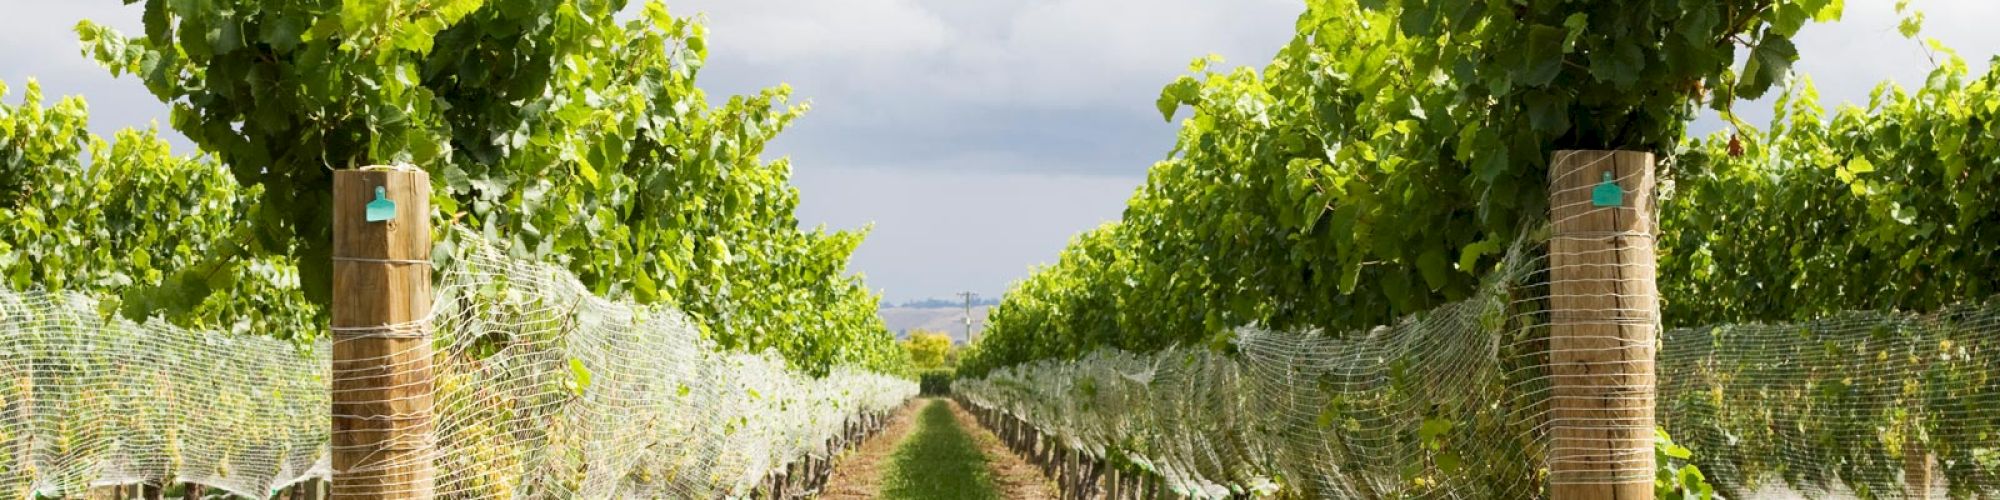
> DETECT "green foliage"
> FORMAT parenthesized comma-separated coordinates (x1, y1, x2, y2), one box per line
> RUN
(0, 80, 314, 338)
(904, 330, 956, 394)
(69, 0, 902, 373)
(966, 0, 1838, 375)
(918, 369, 953, 396)
(1652, 47, 2000, 497)
(1656, 429, 1715, 500)
(903, 330, 953, 371)
(1660, 53, 2000, 326)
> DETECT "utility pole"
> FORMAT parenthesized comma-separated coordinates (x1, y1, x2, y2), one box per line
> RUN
(956, 291, 978, 345)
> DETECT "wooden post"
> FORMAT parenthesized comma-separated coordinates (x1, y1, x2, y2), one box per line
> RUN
(1059, 448, 1072, 497)
(331, 167, 435, 499)
(1548, 150, 1657, 500)
(1905, 437, 1932, 500)
(1065, 448, 1079, 498)
(1083, 456, 1100, 499)
(1107, 468, 1120, 499)
(1547, 150, 1657, 499)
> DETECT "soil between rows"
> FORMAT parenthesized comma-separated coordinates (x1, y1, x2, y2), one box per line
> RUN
(818, 398, 1056, 499)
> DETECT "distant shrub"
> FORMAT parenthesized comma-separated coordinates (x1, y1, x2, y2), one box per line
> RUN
(919, 369, 955, 396)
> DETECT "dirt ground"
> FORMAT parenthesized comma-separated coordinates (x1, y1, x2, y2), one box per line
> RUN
(817, 398, 1057, 499)
(819, 400, 926, 499)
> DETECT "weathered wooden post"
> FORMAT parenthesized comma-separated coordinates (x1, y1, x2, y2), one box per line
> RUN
(1906, 436, 1932, 499)
(1548, 150, 1657, 500)
(331, 166, 435, 498)
(1107, 467, 1120, 499)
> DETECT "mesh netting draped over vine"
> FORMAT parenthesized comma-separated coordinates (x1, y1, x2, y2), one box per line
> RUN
(0, 292, 329, 497)
(421, 227, 916, 498)
(1659, 306, 2000, 498)
(0, 227, 916, 498)
(954, 242, 1553, 499)
(955, 240, 2000, 499)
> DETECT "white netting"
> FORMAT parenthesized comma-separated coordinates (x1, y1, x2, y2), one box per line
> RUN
(957, 255, 2000, 500)
(953, 253, 1545, 498)
(1659, 304, 2000, 499)
(0, 226, 916, 498)
(423, 228, 916, 498)
(954, 152, 1651, 498)
(954, 154, 2000, 499)
(0, 291, 330, 498)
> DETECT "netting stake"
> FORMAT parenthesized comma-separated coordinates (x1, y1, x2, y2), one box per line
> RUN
(1548, 150, 1658, 500)
(331, 167, 436, 498)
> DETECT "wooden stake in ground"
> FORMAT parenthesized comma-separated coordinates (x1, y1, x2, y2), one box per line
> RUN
(1906, 434, 1932, 499)
(1547, 150, 1657, 500)
(331, 167, 435, 498)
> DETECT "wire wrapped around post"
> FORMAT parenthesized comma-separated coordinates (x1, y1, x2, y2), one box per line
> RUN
(330, 166, 437, 499)
(1545, 150, 1658, 500)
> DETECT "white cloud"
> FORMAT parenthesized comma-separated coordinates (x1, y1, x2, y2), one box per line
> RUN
(680, 0, 953, 65)
(0, 3, 144, 71)
(984, 0, 1295, 105)
(1793, 0, 2000, 102)
(677, 0, 1302, 111)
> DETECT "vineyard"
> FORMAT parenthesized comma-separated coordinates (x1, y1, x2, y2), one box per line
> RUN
(0, 0, 1997, 499)
(3, 0, 922, 497)
(0, 226, 915, 498)
(955, 0, 2000, 499)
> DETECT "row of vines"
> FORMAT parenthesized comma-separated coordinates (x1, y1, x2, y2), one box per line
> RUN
(962, 0, 1997, 382)
(958, 0, 1999, 497)
(1661, 51, 2000, 326)
(961, 0, 1848, 374)
(2, 0, 910, 375)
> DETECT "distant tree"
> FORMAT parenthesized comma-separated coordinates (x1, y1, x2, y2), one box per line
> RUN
(901, 330, 953, 370)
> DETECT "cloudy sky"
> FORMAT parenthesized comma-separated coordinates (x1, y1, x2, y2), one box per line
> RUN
(3, 1, 1997, 303)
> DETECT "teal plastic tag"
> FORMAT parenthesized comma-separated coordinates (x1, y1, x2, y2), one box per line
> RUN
(365, 186, 396, 222)
(1590, 171, 1623, 208)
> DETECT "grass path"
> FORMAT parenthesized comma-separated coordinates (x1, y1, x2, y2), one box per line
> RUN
(877, 399, 1001, 500)
(943, 399, 1059, 499)
(820, 398, 1054, 499)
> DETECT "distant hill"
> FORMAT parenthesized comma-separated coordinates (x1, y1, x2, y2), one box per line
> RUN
(892, 297, 1000, 308)
(879, 305, 989, 345)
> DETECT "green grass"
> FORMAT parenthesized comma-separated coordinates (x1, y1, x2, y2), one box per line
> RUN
(879, 399, 999, 500)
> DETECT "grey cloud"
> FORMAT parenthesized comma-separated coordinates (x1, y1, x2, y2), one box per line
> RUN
(677, 0, 1304, 177)
(767, 103, 1180, 178)
(786, 165, 1139, 302)
(0, 2, 192, 152)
